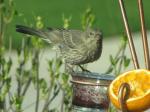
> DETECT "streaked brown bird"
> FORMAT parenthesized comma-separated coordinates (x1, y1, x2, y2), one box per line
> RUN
(16, 25, 103, 73)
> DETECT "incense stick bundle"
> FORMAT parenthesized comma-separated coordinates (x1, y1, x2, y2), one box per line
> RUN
(119, 0, 140, 69)
(138, 0, 150, 70)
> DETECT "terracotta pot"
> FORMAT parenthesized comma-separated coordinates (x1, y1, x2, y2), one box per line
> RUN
(71, 72, 114, 112)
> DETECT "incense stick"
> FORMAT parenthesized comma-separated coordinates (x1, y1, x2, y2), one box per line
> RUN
(119, 0, 140, 69)
(138, 0, 150, 70)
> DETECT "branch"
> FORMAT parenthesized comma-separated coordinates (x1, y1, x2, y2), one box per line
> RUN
(105, 44, 124, 74)
(117, 45, 126, 75)
(34, 50, 40, 112)
(42, 85, 60, 112)
(21, 76, 32, 96)
(60, 90, 64, 112)
(105, 36, 127, 74)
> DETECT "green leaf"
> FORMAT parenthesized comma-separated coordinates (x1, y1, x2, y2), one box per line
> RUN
(81, 7, 95, 29)
(106, 67, 113, 74)
(109, 55, 116, 66)
(39, 78, 48, 95)
(55, 58, 62, 72)
(121, 34, 128, 48)
(6, 58, 12, 72)
(124, 56, 130, 68)
(14, 10, 18, 16)
(62, 73, 69, 83)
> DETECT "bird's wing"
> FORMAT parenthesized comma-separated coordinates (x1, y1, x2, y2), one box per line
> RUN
(45, 28, 64, 44)
(62, 29, 83, 48)
(47, 28, 84, 48)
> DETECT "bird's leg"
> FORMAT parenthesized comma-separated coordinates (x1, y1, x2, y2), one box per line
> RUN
(78, 65, 91, 72)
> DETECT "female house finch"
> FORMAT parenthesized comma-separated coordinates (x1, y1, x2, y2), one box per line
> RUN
(16, 25, 103, 73)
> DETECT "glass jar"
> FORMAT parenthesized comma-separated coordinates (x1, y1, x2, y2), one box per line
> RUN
(71, 72, 114, 112)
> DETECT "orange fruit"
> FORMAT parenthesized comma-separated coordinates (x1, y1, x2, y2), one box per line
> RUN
(109, 69, 150, 112)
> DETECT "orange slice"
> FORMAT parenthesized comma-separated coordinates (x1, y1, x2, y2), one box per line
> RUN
(109, 69, 150, 112)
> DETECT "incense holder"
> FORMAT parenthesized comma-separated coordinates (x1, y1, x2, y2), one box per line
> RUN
(71, 72, 114, 112)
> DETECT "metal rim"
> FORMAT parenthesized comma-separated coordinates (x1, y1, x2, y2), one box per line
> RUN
(70, 80, 111, 86)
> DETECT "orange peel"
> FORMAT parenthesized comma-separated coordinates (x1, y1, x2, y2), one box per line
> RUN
(109, 69, 150, 112)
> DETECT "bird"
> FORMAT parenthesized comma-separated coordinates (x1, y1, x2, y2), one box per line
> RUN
(16, 25, 103, 73)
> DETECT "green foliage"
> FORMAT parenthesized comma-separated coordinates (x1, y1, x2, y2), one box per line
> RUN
(0, 10, 72, 111)
(81, 7, 95, 30)
(106, 35, 130, 76)
(0, 47, 12, 111)
(0, 0, 15, 24)
(62, 14, 72, 29)
(0, 0, 16, 47)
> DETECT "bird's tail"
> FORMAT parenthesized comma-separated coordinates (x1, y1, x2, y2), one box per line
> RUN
(16, 25, 51, 43)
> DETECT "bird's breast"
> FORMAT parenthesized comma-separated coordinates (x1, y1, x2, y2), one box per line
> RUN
(84, 40, 102, 63)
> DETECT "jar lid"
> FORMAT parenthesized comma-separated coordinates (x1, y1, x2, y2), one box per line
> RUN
(72, 71, 115, 81)
(71, 72, 114, 86)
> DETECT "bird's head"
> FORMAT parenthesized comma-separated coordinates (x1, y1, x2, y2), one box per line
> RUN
(85, 28, 103, 43)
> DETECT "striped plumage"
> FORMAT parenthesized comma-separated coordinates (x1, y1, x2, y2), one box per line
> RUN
(16, 25, 103, 72)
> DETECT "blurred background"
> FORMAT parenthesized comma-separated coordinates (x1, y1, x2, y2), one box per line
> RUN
(0, 0, 150, 112)
(4, 0, 150, 48)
